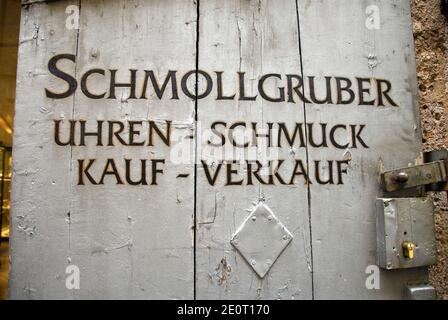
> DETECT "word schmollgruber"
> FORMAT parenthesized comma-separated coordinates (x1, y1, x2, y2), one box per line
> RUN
(45, 54, 398, 107)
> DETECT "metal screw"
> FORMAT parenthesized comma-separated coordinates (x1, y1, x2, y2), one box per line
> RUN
(395, 172, 409, 183)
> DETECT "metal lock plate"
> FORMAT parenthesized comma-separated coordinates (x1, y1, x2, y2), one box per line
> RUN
(376, 197, 437, 270)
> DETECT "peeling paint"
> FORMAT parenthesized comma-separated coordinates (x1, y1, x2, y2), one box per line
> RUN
(367, 53, 378, 69)
(17, 224, 36, 236)
(212, 257, 232, 286)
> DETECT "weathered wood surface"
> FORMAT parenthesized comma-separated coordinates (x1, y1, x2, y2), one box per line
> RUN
(10, 0, 427, 299)
(11, 0, 196, 299)
(195, 0, 312, 300)
(11, 0, 79, 299)
(297, 0, 427, 299)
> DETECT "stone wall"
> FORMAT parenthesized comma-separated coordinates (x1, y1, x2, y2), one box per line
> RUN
(412, 0, 448, 300)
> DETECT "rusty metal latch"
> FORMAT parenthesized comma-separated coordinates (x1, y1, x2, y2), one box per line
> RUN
(376, 150, 442, 277)
(381, 150, 448, 193)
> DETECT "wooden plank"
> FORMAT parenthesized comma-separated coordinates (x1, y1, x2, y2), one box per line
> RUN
(297, 0, 428, 299)
(11, 0, 197, 299)
(68, 0, 196, 299)
(10, 0, 78, 299)
(195, 0, 313, 299)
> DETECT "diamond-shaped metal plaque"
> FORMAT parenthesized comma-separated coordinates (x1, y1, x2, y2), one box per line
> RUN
(230, 203, 293, 278)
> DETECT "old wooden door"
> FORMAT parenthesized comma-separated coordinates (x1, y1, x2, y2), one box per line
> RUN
(10, 0, 427, 299)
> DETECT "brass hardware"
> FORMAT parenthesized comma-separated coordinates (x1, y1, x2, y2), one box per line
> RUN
(402, 241, 415, 259)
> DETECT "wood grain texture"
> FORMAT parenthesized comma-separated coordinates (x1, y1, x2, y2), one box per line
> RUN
(195, 0, 312, 300)
(11, 0, 197, 299)
(10, 0, 78, 299)
(297, 0, 427, 299)
(69, 0, 196, 299)
(10, 0, 429, 299)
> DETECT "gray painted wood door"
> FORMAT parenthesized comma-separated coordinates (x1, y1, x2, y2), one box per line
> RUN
(10, 0, 427, 299)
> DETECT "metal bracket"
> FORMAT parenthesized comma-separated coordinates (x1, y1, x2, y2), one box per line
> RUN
(404, 284, 436, 300)
(381, 150, 448, 193)
(230, 203, 293, 278)
(376, 150, 443, 280)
